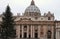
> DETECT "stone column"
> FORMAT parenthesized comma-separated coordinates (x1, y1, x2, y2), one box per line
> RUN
(31, 25, 33, 38)
(22, 25, 24, 38)
(58, 29, 60, 39)
(56, 30, 59, 39)
(27, 25, 29, 38)
(52, 26, 54, 39)
(38, 26, 40, 38)
(16, 25, 20, 38)
(15, 26, 17, 37)
(33, 26, 34, 38)
(20, 25, 21, 38)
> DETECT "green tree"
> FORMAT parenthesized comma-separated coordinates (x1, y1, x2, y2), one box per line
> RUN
(1, 5, 16, 39)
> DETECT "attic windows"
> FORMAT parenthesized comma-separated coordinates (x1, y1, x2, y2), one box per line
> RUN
(48, 17, 51, 20)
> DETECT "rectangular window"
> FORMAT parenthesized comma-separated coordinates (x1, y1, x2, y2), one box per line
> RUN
(48, 17, 51, 20)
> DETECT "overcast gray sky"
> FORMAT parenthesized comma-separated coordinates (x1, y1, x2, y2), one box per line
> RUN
(0, 0, 60, 20)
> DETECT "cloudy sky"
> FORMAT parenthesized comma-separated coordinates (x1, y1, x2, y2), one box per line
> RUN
(0, 0, 60, 20)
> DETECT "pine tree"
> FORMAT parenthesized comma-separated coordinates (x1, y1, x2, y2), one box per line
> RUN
(1, 5, 16, 39)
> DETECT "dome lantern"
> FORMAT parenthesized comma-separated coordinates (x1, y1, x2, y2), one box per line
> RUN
(31, 0, 35, 5)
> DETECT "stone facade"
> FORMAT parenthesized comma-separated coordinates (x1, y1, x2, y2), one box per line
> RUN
(56, 21, 60, 39)
(0, 0, 60, 39)
(14, 0, 55, 39)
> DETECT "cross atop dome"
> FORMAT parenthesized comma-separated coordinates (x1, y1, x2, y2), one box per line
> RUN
(31, 0, 35, 5)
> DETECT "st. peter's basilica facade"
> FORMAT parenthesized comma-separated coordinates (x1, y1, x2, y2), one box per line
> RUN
(0, 0, 60, 39)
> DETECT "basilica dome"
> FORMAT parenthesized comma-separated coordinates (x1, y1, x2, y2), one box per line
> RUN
(25, 0, 40, 13)
(24, 0, 41, 17)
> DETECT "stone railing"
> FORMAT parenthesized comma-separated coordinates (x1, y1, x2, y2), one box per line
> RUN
(0, 38, 39, 39)
(15, 38, 39, 39)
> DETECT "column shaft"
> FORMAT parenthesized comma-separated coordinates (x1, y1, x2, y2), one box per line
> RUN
(38, 26, 40, 38)
(27, 25, 29, 38)
(31, 25, 32, 38)
(22, 25, 23, 38)
(33, 26, 34, 38)
(16, 25, 20, 38)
